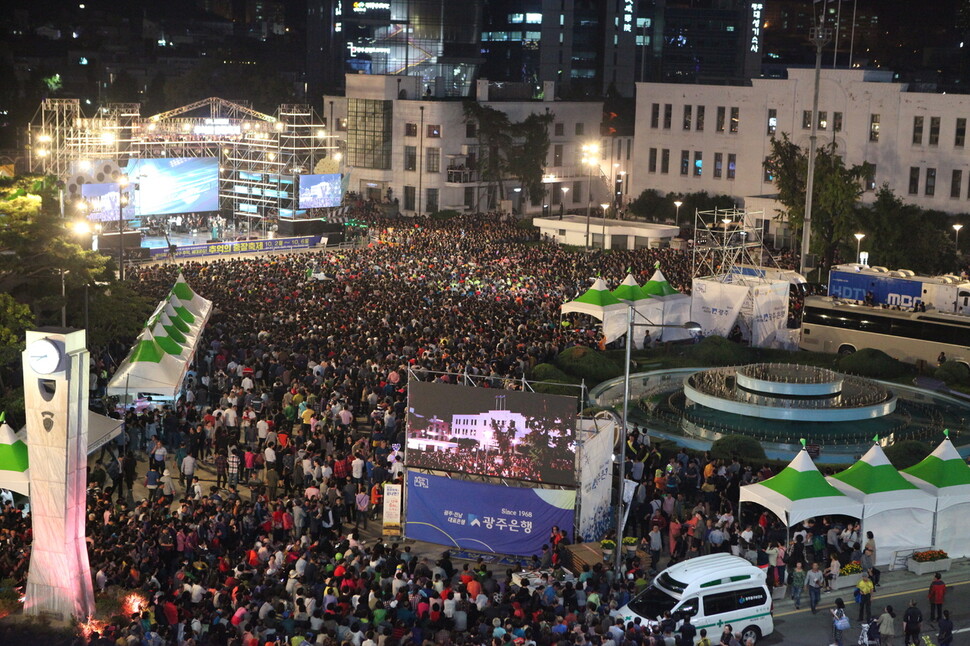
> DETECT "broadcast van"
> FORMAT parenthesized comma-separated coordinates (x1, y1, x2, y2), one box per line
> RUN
(616, 554, 774, 644)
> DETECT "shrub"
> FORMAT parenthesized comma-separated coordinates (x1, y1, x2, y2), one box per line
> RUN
(836, 348, 907, 379)
(935, 361, 970, 386)
(884, 439, 932, 470)
(690, 336, 755, 366)
(710, 434, 766, 462)
(531, 363, 578, 384)
(554, 346, 624, 383)
(912, 549, 949, 562)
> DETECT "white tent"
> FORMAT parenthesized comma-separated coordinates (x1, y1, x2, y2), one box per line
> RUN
(107, 275, 212, 399)
(561, 278, 628, 343)
(639, 266, 694, 343)
(611, 274, 659, 348)
(740, 449, 863, 527)
(828, 443, 936, 566)
(902, 437, 970, 558)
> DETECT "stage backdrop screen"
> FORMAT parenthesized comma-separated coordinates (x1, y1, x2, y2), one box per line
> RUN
(125, 157, 219, 215)
(80, 182, 135, 222)
(299, 174, 343, 209)
(406, 382, 577, 486)
(406, 471, 575, 556)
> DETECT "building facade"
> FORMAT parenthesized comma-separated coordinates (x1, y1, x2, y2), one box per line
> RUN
(325, 75, 627, 215)
(479, 0, 638, 97)
(306, 0, 483, 99)
(631, 69, 970, 243)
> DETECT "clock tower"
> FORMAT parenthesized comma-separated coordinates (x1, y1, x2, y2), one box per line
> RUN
(21, 328, 95, 620)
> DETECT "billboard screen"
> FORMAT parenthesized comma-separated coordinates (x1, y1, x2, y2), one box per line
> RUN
(125, 157, 219, 215)
(299, 174, 343, 209)
(80, 182, 134, 222)
(406, 382, 577, 486)
(406, 471, 575, 555)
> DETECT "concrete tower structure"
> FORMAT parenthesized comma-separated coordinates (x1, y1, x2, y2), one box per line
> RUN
(21, 328, 95, 621)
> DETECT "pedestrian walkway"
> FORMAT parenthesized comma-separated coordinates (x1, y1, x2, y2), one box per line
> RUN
(772, 558, 970, 619)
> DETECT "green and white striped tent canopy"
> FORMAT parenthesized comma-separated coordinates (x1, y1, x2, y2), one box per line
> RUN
(0, 417, 28, 497)
(828, 443, 935, 565)
(828, 443, 936, 515)
(561, 278, 628, 343)
(902, 437, 970, 507)
(902, 437, 970, 558)
(107, 274, 212, 399)
(740, 449, 863, 527)
(611, 274, 650, 304)
(641, 267, 679, 297)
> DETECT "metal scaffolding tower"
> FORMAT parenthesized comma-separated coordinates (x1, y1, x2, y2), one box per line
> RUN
(27, 97, 330, 228)
(691, 206, 776, 280)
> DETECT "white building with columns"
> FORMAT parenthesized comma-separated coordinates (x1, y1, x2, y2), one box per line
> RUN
(632, 69, 970, 246)
(324, 76, 631, 215)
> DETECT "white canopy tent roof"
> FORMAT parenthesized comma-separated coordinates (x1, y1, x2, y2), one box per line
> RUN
(828, 443, 936, 565)
(107, 274, 211, 399)
(740, 449, 863, 527)
(561, 278, 628, 343)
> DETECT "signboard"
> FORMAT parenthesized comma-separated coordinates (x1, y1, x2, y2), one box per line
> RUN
(149, 235, 322, 260)
(382, 483, 402, 536)
(406, 382, 577, 486)
(405, 471, 575, 556)
(691, 278, 749, 338)
(750, 3, 764, 53)
(577, 423, 614, 542)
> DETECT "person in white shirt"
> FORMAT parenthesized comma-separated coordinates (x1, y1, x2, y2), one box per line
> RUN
(351, 454, 365, 482)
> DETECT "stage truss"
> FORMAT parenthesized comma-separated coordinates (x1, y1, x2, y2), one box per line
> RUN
(691, 206, 777, 281)
(27, 97, 336, 226)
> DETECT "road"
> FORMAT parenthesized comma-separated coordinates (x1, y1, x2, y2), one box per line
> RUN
(763, 575, 969, 645)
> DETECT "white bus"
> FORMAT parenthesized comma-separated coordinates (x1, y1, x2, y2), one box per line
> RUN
(799, 296, 970, 367)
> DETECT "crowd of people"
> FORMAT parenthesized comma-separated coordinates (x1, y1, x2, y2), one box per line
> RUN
(0, 209, 872, 646)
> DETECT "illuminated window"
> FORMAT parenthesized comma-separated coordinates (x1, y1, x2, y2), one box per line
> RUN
(525, 13, 542, 23)
(509, 13, 524, 24)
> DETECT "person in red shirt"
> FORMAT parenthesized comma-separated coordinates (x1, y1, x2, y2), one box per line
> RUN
(928, 572, 947, 621)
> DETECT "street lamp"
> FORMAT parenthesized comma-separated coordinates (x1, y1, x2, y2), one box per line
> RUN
(559, 186, 569, 219)
(582, 142, 600, 250)
(954, 224, 964, 253)
(854, 232, 865, 264)
(613, 311, 701, 574)
(118, 175, 129, 281)
(674, 200, 683, 226)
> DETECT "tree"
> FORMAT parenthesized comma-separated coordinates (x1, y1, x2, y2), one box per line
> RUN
(763, 135, 872, 270)
(857, 187, 957, 274)
(0, 176, 109, 317)
(629, 189, 735, 222)
(462, 102, 552, 210)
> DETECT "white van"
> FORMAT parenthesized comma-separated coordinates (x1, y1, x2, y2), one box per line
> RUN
(616, 554, 774, 644)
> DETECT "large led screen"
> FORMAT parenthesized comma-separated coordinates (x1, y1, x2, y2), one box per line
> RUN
(298, 174, 343, 209)
(406, 382, 577, 486)
(80, 182, 134, 222)
(125, 157, 219, 215)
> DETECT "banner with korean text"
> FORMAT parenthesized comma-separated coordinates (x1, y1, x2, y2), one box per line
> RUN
(405, 471, 575, 556)
(691, 278, 749, 338)
(382, 483, 402, 536)
(576, 421, 614, 543)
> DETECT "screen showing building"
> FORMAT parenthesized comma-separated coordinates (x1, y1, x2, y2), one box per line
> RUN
(80, 182, 134, 222)
(406, 382, 577, 486)
(124, 157, 219, 215)
(299, 174, 343, 209)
